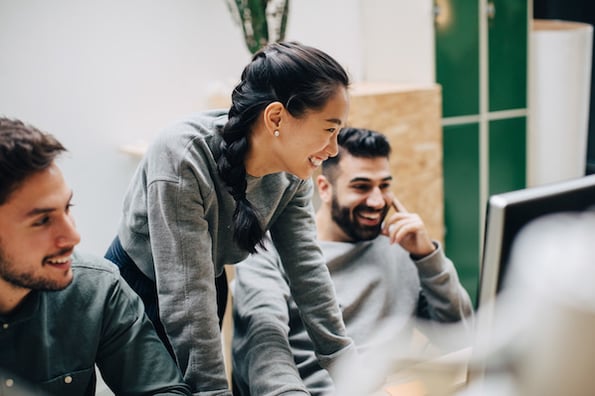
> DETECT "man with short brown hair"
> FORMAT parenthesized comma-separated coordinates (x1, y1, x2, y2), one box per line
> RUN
(0, 117, 191, 396)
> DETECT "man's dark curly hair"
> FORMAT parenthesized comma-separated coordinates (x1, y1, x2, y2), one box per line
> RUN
(321, 127, 391, 183)
(0, 117, 66, 205)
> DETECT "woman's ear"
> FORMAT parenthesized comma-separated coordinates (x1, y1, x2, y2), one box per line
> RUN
(263, 101, 284, 133)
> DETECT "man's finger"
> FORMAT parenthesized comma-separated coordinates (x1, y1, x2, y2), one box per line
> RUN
(390, 195, 408, 213)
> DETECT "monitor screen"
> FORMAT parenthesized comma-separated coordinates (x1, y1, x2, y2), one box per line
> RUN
(477, 174, 595, 309)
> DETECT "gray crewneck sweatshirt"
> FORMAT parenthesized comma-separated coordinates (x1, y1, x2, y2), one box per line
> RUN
(117, 110, 353, 395)
(232, 236, 473, 395)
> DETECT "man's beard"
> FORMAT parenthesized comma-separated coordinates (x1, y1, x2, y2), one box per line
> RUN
(330, 196, 389, 242)
(0, 243, 72, 292)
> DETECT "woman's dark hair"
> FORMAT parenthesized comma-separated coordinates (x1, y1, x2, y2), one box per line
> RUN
(321, 127, 392, 183)
(0, 117, 66, 205)
(217, 41, 350, 253)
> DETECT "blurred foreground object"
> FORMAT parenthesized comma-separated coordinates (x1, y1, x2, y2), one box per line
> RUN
(333, 209, 595, 395)
(464, 210, 595, 396)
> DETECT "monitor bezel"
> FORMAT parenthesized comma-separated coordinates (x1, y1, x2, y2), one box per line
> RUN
(477, 174, 595, 309)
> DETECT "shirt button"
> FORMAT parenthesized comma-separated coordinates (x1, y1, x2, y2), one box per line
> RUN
(64, 376, 73, 384)
(5, 378, 14, 387)
(2, 323, 8, 329)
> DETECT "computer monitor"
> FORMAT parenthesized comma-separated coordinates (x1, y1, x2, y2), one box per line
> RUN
(477, 174, 595, 309)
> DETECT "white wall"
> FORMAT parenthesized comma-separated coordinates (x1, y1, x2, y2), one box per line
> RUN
(0, 0, 434, 256)
(361, 0, 436, 84)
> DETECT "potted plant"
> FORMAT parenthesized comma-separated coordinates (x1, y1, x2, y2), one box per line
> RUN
(225, 0, 290, 54)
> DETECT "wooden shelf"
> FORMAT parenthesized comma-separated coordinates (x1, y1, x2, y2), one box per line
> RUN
(119, 141, 148, 159)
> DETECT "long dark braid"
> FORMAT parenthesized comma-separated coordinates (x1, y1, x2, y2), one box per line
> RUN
(217, 41, 350, 253)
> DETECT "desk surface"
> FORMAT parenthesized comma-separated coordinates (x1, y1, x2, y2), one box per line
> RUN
(378, 347, 472, 396)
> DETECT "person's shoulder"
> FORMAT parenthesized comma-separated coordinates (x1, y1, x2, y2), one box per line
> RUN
(148, 109, 224, 145)
(47, 252, 123, 307)
(185, 109, 229, 131)
(161, 110, 228, 141)
(71, 251, 121, 281)
(260, 172, 312, 195)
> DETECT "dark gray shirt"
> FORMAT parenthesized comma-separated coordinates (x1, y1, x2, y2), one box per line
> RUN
(0, 252, 190, 396)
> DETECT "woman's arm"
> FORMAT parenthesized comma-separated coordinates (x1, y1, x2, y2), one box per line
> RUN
(232, 236, 310, 395)
(147, 177, 230, 395)
(269, 179, 354, 369)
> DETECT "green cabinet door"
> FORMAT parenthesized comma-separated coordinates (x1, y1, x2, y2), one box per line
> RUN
(436, 0, 528, 308)
(489, 117, 527, 194)
(435, 0, 480, 117)
(488, 0, 528, 111)
(443, 123, 481, 305)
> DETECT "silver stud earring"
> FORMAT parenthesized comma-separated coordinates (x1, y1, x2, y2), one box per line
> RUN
(274, 130, 280, 137)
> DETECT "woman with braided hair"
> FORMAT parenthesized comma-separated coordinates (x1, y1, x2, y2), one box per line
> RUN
(105, 41, 354, 395)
